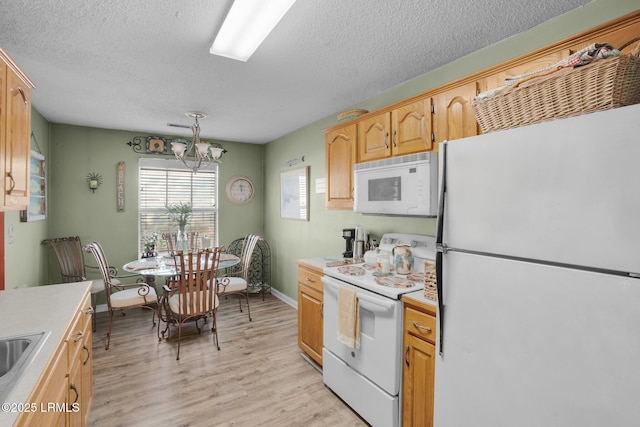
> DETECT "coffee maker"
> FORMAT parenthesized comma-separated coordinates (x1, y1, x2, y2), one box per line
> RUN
(342, 228, 356, 258)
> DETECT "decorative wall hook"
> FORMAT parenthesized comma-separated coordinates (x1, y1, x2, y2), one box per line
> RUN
(87, 172, 103, 192)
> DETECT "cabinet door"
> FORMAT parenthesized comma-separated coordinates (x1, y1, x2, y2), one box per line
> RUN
(478, 49, 571, 94)
(4, 67, 31, 208)
(298, 282, 323, 366)
(325, 124, 356, 210)
(402, 334, 435, 427)
(358, 112, 391, 162)
(434, 81, 478, 145)
(80, 311, 93, 425)
(392, 97, 433, 155)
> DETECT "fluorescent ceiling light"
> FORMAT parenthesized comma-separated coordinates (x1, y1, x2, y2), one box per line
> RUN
(210, 0, 297, 62)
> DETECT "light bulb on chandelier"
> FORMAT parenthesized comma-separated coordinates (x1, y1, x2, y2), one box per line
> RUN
(168, 111, 227, 173)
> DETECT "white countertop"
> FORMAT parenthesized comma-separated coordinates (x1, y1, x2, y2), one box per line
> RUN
(403, 289, 437, 308)
(296, 257, 340, 272)
(0, 281, 91, 426)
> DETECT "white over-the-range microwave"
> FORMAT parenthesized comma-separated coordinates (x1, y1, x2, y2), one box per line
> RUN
(353, 152, 438, 217)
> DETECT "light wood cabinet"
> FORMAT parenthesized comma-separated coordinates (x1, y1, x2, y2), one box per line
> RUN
(322, 10, 640, 208)
(0, 46, 34, 211)
(65, 295, 93, 426)
(15, 291, 93, 427)
(358, 97, 433, 162)
(391, 97, 434, 156)
(296, 260, 324, 366)
(325, 123, 356, 210)
(402, 299, 436, 427)
(433, 81, 479, 145)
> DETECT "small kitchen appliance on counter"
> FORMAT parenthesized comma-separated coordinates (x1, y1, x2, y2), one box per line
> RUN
(341, 228, 355, 258)
(322, 232, 436, 427)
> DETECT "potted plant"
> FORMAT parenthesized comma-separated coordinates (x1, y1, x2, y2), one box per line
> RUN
(142, 230, 158, 258)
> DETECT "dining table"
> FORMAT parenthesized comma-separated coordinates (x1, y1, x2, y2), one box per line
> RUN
(122, 253, 240, 294)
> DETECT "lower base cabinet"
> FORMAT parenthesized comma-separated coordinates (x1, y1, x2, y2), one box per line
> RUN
(296, 260, 324, 367)
(16, 291, 93, 427)
(402, 299, 436, 427)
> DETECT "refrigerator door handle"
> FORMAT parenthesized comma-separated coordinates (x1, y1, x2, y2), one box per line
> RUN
(435, 141, 448, 356)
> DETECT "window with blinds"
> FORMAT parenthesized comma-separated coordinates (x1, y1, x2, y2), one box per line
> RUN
(138, 158, 218, 253)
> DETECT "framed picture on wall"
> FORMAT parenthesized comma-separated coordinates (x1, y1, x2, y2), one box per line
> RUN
(280, 166, 309, 221)
(20, 150, 46, 222)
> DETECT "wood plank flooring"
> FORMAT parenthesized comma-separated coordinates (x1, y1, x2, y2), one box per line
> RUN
(89, 294, 368, 426)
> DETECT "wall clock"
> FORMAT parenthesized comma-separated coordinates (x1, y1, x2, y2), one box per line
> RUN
(225, 175, 255, 205)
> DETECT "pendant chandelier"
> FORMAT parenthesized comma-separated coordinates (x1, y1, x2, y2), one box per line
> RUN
(168, 111, 226, 173)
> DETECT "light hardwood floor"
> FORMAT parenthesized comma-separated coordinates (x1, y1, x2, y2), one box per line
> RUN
(89, 293, 368, 426)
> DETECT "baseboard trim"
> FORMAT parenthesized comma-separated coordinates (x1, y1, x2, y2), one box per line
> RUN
(94, 287, 298, 314)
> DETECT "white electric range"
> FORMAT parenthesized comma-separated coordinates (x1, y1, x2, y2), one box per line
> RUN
(321, 233, 436, 427)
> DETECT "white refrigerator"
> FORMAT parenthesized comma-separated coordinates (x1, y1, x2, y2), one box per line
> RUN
(434, 104, 640, 427)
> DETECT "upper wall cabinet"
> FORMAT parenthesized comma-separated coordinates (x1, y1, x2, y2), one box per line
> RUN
(433, 81, 479, 146)
(323, 10, 640, 210)
(325, 122, 356, 210)
(358, 97, 433, 162)
(392, 97, 434, 156)
(1, 46, 34, 211)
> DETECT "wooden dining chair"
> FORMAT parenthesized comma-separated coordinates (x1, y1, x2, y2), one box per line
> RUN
(83, 242, 159, 350)
(161, 247, 223, 360)
(218, 234, 263, 321)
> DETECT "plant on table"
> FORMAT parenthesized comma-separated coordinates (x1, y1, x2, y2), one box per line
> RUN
(143, 230, 158, 257)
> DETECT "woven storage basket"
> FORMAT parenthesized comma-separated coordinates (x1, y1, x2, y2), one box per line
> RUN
(472, 38, 640, 133)
(337, 109, 369, 122)
(423, 260, 437, 301)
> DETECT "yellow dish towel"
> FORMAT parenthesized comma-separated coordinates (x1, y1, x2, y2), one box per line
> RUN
(337, 285, 360, 349)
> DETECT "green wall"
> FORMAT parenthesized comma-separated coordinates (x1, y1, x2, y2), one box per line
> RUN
(4, 0, 639, 300)
(42, 125, 264, 287)
(262, 0, 640, 301)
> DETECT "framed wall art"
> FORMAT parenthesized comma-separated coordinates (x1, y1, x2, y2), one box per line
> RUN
(20, 150, 46, 222)
(280, 166, 309, 221)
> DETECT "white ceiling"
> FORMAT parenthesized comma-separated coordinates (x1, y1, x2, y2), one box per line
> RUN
(0, 0, 594, 144)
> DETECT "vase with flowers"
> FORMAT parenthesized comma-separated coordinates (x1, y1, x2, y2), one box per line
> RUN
(166, 202, 193, 252)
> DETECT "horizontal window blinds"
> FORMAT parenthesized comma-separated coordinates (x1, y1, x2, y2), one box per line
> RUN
(138, 159, 218, 252)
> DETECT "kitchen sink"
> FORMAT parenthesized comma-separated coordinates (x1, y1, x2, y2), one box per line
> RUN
(0, 331, 50, 403)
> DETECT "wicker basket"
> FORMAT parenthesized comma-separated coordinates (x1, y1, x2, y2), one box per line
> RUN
(423, 260, 437, 301)
(337, 109, 369, 122)
(472, 39, 640, 133)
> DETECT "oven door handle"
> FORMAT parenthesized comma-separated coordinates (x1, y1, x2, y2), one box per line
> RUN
(322, 277, 395, 313)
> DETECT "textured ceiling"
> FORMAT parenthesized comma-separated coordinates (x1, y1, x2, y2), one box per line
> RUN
(0, 0, 593, 144)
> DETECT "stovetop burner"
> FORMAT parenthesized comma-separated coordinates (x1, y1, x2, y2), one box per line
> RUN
(323, 233, 436, 299)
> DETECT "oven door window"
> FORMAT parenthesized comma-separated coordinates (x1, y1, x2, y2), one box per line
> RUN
(368, 176, 401, 201)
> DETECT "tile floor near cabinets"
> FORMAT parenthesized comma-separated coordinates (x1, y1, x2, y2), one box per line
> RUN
(90, 293, 367, 426)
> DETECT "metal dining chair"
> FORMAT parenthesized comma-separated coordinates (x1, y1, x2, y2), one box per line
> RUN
(84, 242, 159, 350)
(161, 247, 223, 359)
(162, 232, 200, 254)
(218, 234, 263, 321)
(42, 236, 131, 332)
